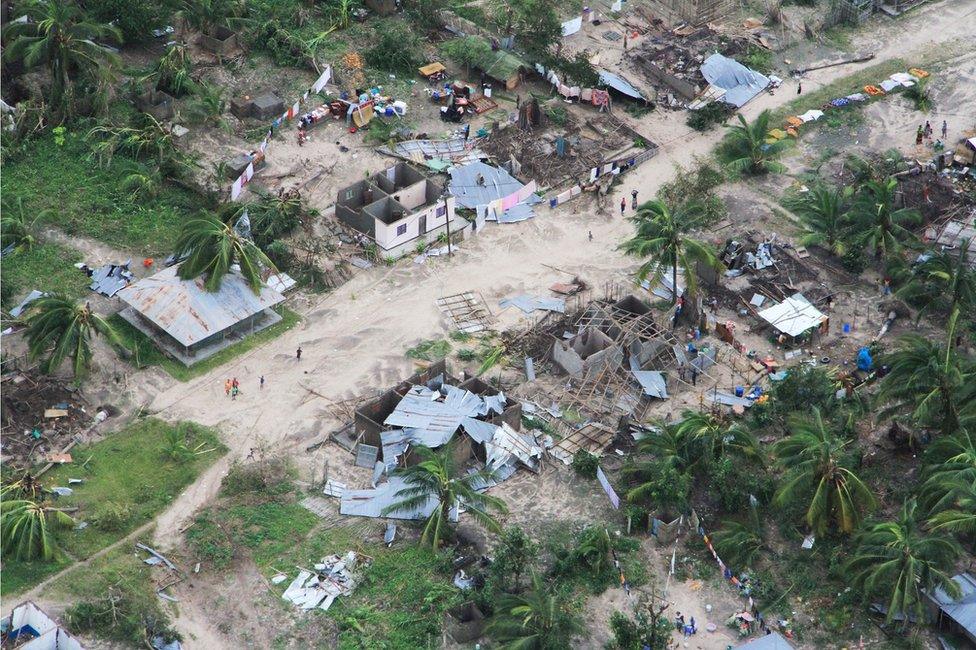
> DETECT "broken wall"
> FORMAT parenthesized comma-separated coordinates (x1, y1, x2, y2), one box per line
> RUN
(552, 328, 623, 378)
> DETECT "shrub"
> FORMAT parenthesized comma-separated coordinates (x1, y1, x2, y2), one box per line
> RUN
(365, 22, 423, 75)
(186, 513, 235, 569)
(707, 458, 774, 513)
(686, 101, 733, 132)
(65, 586, 179, 645)
(571, 450, 599, 478)
(92, 502, 133, 532)
(264, 240, 294, 271)
(768, 364, 838, 419)
(220, 457, 292, 497)
(87, 0, 174, 43)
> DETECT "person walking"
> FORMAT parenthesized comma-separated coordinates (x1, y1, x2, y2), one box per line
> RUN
(675, 613, 684, 632)
(224, 379, 232, 396)
(631, 189, 639, 210)
(620, 197, 626, 216)
(796, 81, 802, 95)
(260, 375, 265, 389)
(941, 120, 948, 140)
(296, 346, 303, 361)
(915, 125, 923, 146)
(588, 230, 593, 242)
(924, 121, 933, 141)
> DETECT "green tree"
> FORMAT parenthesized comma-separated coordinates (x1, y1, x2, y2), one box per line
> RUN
(927, 477, 976, 539)
(490, 526, 540, 593)
(618, 199, 719, 305)
(0, 499, 74, 561)
(772, 408, 875, 535)
(788, 185, 853, 257)
(502, 0, 562, 60)
(178, 0, 244, 36)
(383, 443, 507, 549)
(722, 109, 788, 174)
(439, 36, 492, 77)
(847, 499, 960, 629)
(1, 1, 121, 115)
(487, 573, 585, 649)
(919, 428, 976, 515)
(22, 295, 124, 378)
(847, 178, 921, 262)
(896, 243, 976, 323)
(0, 196, 48, 254)
(173, 212, 276, 293)
(877, 312, 975, 437)
(623, 459, 690, 514)
(245, 189, 309, 249)
(712, 501, 765, 568)
(551, 52, 599, 88)
(672, 411, 760, 468)
(88, 114, 197, 180)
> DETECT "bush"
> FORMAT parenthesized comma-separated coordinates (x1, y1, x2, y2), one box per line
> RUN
(571, 450, 599, 478)
(65, 585, 179, 645)
(264, 239, 294, 271)
(220, 458, 292, 497)
(686, 101, 733, 132)
(86, 0, 174, 43)
(768, 365, 838, 419)
(365, 22, 423, 75)
(608, 609, 673, 650)
(91, 502, 133, 532)
(707, 458, 774, 513)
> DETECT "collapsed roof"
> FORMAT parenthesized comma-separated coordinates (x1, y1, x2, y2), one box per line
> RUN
(700, 52, 771, 107)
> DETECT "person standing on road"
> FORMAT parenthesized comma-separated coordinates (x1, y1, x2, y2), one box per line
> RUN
(620, 197, 626, 216)
(796, 81, 802, 95)
(631, 189, 639, 210)
(260, 375, 265, 389)
(915, 125, 923, 146)
(297, 346, 302, 361)
(224, 379, 231, 396)
(941, 120, 948, 140)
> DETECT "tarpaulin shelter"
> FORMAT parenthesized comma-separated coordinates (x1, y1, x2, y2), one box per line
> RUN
(700, 52, 770, 108)
(757, 293, 825, 338)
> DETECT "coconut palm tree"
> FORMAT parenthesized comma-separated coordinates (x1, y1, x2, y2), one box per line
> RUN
(847, 498, 960, 630)
(487, 573, 585, 650)
(712, 500, 765, 568)
(672, 410, 761, 467)
(1, 2, 121, 114)
(877, 312, 975, 437)
(772, 408, 875, 536)
(848, 178, 921, 262)
(788, 185, 853, 257)
(896, 243, 976, 323)
(382, 443, 508, 549)
(919, 428, 976, 514)
(0, 196, 49, 254)
(927, 477, 976, 539)
(22, 295, 124, 378)
(618, 199, 720, 305)
(174, 212, 276, 293)
(722, 109, 789, 175)
(0, 499, 75, 561)
(88, 114, 197, 180)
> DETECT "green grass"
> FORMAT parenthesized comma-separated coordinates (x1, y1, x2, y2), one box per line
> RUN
(0, 131, 201, 256)
(109, 306, 301, 382)
(1, 243, 91, 305)
(1, 418, 226, 597)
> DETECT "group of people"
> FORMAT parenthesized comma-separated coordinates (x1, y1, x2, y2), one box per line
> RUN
(674, 612, 698, 637)
(915, 119, 948, 146)
(619, 189, 640, 215)
(224, 375, 266, 399)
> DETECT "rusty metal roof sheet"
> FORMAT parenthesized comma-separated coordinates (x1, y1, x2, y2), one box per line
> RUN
(117, 265, 285, 347)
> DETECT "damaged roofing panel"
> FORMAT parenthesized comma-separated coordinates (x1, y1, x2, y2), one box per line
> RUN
(633, 370, 668, 399)
(449, 161, 526, 210)
(339, 476, 438, 520)
(460, 417, 499, 444)
(700, 52, 771, 108)
(117, 265, 285, 347)
(383, 386, 466, 444)
(485, 423, 542, 472)
(757, 293, 825, 337)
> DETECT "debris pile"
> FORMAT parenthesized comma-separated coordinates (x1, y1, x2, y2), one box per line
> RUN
(281, 552, 368, 611)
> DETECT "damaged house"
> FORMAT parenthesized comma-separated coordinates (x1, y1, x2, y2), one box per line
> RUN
(335, 162, 465, 259)
(338, 361, 538, 520)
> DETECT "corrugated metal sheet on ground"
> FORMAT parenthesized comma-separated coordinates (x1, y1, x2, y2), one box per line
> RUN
(339, 476, 438, 519)
(499, 295, 566, 314)
(632, 370, 667, 398)
(117, 265, 285, 347)
(700, 53, 771, 108)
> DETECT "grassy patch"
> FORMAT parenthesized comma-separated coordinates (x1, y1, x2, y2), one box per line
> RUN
(1, 418, 226, 597)
(405, 338, 452, 361)
(0, 131, 201, 255)
(0, 243, 90, 306)
(109, 306, 301, 382)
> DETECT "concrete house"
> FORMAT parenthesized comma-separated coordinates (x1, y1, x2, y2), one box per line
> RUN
(336, 163, 465, 259)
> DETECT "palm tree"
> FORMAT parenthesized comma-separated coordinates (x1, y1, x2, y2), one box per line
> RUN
(848, 178, 921, 262)
(22, 295, 124, 378)
(672, 410, 760, 467)
(88, 114, 197, 180)
(0, 196, 49, 254)
(0, 499, 75, 561)
(712, 501, 765, 568)
(877, 312, 975, 437)
(772, 408, 875, 535)
(896, 243, 976, 322)
(722, 109, 789, 175)
(178, 0, 244, 36)
(618, 199, 720, 305)
(847, 499, 960, 629)
(382, 443, 508, 549)
(927, 477, 976, 539)
(174, 212, 276, 293)
(1, 2, 121, 113)
(919, 428, 976, 514)
(788, 185, 853, 257)
(487, 573, 585, 650)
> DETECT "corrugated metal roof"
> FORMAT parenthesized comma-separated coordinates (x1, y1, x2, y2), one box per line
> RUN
(701, 53, 771, 108)
(758, 293, 825, 338)
(932, 573, 976, 637)
(339, 476, 438, 520)
(117, 265, 285, 347)
(449, 162, 525, 210)
(598, 69, 646, 100)
(633, 370, 667, 398)
(734, 632, 795, 650)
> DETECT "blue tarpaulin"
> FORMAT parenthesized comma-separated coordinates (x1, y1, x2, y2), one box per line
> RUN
(700, 53, 770, 108)
(857, 347, 873, 372)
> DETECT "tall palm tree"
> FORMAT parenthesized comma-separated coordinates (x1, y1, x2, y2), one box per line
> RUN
(22, 295, 124, 378)
(487, 573, 585, 650)
(927, 477, 976, 539)
(848, 178, 921, 262)
(896, 243, 976, 322)
(847, 499, 960, 629)
(382, 443, 508, 549)
(772, 408, 875, 535)
(0, 499, 74, 561)
(1, 2, 121, 113)
(618, 199, 720, 305)
(788, 185, 853, 257)
(877, 312, 975, 437)
(722, 109, 789, 175)
(919, 428, 976, 514)
(174, 212, 276, 293)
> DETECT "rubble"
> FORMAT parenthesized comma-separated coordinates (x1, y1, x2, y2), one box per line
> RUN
(281, 552, 368, 611)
